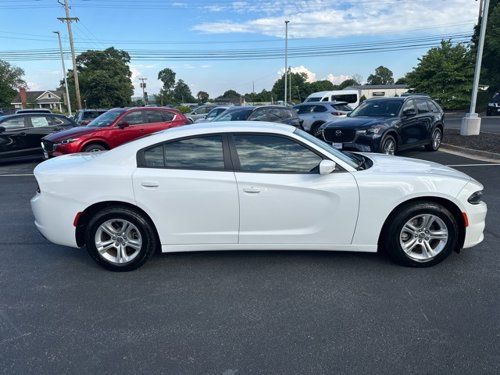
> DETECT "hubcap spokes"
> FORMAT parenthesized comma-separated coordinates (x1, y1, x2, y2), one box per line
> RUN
(433, 131, 441, 149)
(95, 219, 142, 264)
(399, 214, 448, 262)
(384, 140, 395, 155)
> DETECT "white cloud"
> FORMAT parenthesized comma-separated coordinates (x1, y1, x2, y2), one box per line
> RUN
(279, 65, 316, 82)
(325, 74, 351, 85)
(193, 0, 478, 38)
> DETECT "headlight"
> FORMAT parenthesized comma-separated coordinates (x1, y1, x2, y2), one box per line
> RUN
(468, 190, 483, 205)
(58, 138, 78, 144)
(356, 126, 383, 135)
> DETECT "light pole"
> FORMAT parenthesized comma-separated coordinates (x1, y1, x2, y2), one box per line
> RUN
(461, 0, 490, 135)
(284, 20, 290, 105)
(53, 31, 72, 116)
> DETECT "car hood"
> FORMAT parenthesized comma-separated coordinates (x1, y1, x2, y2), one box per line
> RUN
(324, 116, 393, 128)
(43, 126, 101, 141)
(359, 153, 472, 181)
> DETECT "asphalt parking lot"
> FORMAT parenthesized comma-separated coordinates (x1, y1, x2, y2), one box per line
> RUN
(0, 151, 499, 374)
(445, 113, 500, 134)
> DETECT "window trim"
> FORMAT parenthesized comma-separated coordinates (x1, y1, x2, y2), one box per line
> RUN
(137, 133, 233, 171)
(227, 132, 342, 174)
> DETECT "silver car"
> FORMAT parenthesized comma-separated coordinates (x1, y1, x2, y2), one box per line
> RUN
(195, 106, 230, 123)
(187, 104, 217, 122)
(294, 101, 352, 134)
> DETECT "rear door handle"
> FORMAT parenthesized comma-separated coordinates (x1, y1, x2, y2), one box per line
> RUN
(141, 181, 159, 188)
(19, 132, 27, 136)
(243, 186, 261, 194)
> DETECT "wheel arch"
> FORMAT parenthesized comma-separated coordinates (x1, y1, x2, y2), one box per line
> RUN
(378, 196, 466, 253)
(75, 200, 160, 248)
(80, 139, 110, 151)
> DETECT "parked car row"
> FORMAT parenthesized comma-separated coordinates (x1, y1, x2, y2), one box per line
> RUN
(0, 93, 448, 163)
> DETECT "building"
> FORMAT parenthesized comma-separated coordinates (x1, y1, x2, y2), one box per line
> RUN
(11, 88, 65, 112)
(344, 84, 409, 99)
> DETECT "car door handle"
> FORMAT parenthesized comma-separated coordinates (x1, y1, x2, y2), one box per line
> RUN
(243, 187, 261, 194)
(141, 181, 159, 188)
(19, 132, 27, 136)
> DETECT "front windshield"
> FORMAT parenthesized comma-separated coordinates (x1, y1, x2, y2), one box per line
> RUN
(87, 109, 125, 127)
(294, 128, 358, 169)
(213, 108, 253, 121)
(349, 99, 402, 117)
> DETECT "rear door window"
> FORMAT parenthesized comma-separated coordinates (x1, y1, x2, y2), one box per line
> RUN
(294, 105, 314, 114)
(30, 116, 50, 128)
(121, 111, 145, 125)
(415, 99, 430, 114)
(313, 105, 328, 113)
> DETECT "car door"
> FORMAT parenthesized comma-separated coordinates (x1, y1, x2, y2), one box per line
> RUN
(133, 134, 239, 245)
(231, 133, 359, 245)
(112, 110, 148, 146)
(399, 99, 422, 146)
(0, 116, 31, 158)
(415, 99, 435, 142)
(25, 115, 71, 156)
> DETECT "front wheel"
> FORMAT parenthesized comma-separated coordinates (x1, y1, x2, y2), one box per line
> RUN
(85, 207, 158, 271)
(380, 135, 397, 155)
(82, 143, 107, 153)
(380, 202, 459, 267)
(425, 128, 442, 151)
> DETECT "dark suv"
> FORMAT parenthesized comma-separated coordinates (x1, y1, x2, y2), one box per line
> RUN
(486, 93, 500, 116)
(213, 105, 301, 127)
(316, 96, 444, 155)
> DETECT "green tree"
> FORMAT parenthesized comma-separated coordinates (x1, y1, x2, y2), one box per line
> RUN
(308, 80, 335, 93)
(197, 90, 209, 103)
(338, 78, 360, 89)
(66, 48, 133, 108)
(0, 59, 26, 108)
(272, 72, 309, 102)
(473, 0, 500, 95)
(216, 89, 242, 103)
(406, 40, 474, 109)
(367, 66, 394, 85)
(157, 67, 176, 105)
(173, 79, 195, 103)
(395, 76, 408, 84)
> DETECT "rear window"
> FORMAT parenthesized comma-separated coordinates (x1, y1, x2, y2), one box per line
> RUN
(306, 97, 322, 102)
(332, 94, 358, 104)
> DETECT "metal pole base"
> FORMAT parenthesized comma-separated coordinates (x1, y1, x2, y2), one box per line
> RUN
(460, 113, 481, 136)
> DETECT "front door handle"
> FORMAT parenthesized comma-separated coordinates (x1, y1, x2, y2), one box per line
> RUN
(141, 181, 159, 188)
(243, 186, 261, 194)
(19, 132, 27, 136)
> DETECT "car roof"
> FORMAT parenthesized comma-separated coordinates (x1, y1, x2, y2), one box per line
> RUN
(295, 101, 348, 106)
(0, 113, 67, 120)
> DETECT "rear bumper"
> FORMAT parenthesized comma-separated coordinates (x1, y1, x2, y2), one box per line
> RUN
(31, 191, 79, 248)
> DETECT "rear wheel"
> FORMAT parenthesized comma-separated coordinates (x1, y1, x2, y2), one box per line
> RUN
(380, 134, 397, 155)
(381, 202, 459, 267)
(85, 206, 158, 271)
(82, 143, 107, 153)
(425, 127, 442, 151)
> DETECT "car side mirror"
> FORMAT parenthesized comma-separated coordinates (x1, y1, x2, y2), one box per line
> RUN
(319, 160, 336, 175)
(0, 126, 5, 133)
(403, 108, 417, 117)
(118, 121, 129, 129)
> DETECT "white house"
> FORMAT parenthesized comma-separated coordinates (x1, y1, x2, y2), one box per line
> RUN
(11, 89, 65, 112)
(344, 84, 409, 99)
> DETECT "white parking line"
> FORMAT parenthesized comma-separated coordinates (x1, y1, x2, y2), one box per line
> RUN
(447, 163, 500, 167)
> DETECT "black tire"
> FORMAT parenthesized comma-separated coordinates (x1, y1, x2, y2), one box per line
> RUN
(425, 127, 442, 151)
(82, 143, 107, 152)
(310, 122, 324, 135)
(380, 202, 460, 267)
(85, 206, 158, 271)
(379, 134, 397, 155)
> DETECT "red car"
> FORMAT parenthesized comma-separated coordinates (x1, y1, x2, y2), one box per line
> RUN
(42, 107, 189, 157)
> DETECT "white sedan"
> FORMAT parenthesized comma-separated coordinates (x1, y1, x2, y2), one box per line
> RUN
(31, 122, 487, 271)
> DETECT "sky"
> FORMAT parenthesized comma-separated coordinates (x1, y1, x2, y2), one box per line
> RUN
(0, 0, 480, 98)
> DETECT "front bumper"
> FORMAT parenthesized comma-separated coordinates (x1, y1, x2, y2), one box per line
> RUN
(317, 128, 382, 152)
(458, 181, 487, 249)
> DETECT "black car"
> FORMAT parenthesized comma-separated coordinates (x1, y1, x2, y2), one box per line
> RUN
(73, 109, 108, 125)
(213, 105, 301, 127)
(316, 96, 444, 155)
(0, 113, 76, 162)
(486, 92, 500, 116)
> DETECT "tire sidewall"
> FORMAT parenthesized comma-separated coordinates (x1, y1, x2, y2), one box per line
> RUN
(83, 143, 106, 152)
(383, 203, 459, 267)
(431, 128, 442, 151)
(380, 134, 397, 155)
(85, 209, 155, 271)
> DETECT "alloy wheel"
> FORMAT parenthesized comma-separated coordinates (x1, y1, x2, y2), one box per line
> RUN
(433, 129, 442, 150)
(383, 138, 396, 155)
(399, 214, 449, 262)
(94, 219, 142, 264)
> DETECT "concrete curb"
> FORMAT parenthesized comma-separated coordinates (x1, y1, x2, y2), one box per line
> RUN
(441, 143, 500, 162)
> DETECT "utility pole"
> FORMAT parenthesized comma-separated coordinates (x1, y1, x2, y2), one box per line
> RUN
(289, 66, 292, 104)
(58, 0, 81, 110)
(284, 20, 290, 105)
(53, 31, 72, 116)
(461, 0, 490, 135)
(139, 77, 148, 105)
